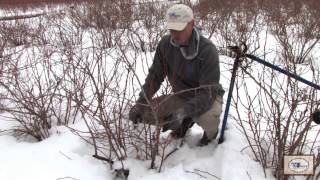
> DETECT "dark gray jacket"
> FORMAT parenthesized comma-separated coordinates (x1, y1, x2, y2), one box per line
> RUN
(139, 28, 224, 118)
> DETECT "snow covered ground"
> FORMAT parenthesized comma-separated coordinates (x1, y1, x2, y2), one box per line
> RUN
(0, 112, 274, 180)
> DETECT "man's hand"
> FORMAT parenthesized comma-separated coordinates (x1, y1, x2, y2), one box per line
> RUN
(129, 104, 144, 124)
(163, 108, 186, 131)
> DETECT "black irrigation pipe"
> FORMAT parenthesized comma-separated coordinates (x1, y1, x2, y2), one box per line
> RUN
(218, 44, 320, 144)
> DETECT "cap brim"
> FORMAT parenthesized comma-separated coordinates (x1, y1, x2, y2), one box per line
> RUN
(167, 22, 188, 31)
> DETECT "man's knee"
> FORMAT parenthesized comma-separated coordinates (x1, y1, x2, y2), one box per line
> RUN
(195, 96, 223, 139)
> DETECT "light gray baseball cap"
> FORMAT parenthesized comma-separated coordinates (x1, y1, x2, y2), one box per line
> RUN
(166, 4, 193, 31)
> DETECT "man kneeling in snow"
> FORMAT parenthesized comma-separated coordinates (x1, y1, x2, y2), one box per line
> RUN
(129, 4, 224, 146)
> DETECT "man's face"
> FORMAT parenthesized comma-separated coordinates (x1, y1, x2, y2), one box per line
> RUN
(170, 20, 194, 46)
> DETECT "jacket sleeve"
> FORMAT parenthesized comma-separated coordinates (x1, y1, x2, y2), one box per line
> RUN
(183, 43, 223, 117)
(138, 41, 166, 102)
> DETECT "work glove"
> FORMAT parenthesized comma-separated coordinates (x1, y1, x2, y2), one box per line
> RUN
(313, 110, 320, 124)
(129, 103, 144, 124)
(162, 108, 186, 131)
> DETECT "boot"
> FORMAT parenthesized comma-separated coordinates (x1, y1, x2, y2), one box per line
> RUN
(198, 132, 211, 146)
(198, 131, 218, 146)
(170, 117, 194, 138)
